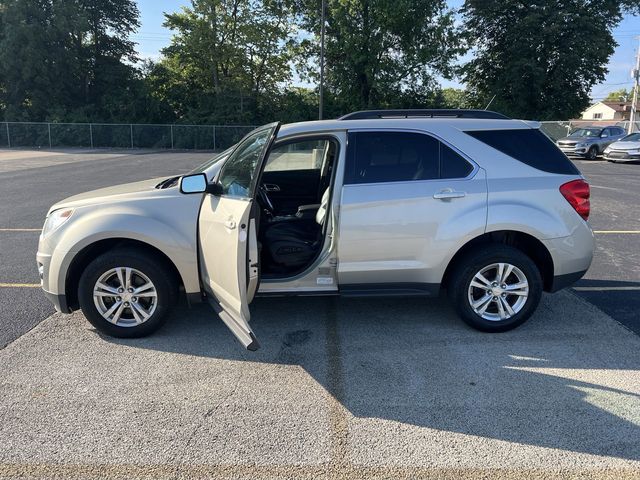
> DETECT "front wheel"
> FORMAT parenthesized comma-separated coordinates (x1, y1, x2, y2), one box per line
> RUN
(448, 245, 542, 332)
(78, 248, 178, 338)
(585, 146, 598, 160)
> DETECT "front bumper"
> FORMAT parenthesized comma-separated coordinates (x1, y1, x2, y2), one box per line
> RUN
(37, 239, 73, 313)
(38, 252, 73, 314)
(43, 289, 72, 313)
(558, 145, 589, 156)
(604, 151, 640, 162)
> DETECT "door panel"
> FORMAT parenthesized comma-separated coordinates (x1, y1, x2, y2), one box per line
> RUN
(199, 194, 258, 350)
(337, 171, 488, 286)
(198, 122, 279, 351)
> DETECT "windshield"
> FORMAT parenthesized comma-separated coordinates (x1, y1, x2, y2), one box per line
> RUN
(569, 128, 601, 138)
(621, 133, 640, 142)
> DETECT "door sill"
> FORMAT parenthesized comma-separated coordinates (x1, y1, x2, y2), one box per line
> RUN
(339, 283, 441, 297)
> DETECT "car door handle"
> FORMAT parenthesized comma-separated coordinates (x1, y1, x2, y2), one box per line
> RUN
(224, 219, 236, 230)
(433, 189, 466, 200)
(263, 184, 280, 192)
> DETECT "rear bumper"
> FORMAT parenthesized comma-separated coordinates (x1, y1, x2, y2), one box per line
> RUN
(549, 270, 587, 293)
(540, 224, 594, 292)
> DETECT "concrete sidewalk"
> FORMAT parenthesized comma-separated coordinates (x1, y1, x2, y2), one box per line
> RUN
(1, 291, 639, 479)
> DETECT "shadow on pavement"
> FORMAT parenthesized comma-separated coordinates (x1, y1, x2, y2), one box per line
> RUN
(103, 293, 640, 461)
(573, 279, 640, 335)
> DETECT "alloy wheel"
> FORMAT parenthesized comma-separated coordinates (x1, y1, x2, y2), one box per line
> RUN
(93, 267, 158, 327)
(467, 262, 529, 321)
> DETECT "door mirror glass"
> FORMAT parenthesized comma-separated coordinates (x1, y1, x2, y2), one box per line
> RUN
(180, 173, 207, 194)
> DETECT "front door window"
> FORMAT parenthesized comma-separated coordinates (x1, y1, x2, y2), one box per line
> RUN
(218, 127, 275, 197)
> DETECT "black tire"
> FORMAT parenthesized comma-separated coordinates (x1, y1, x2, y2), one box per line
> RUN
(78, 248, 178, 338)
(586, 146, 598, 160)
(447, 245, 542, 332)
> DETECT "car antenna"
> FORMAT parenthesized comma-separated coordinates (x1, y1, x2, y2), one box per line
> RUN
(484, 95, 497, 110)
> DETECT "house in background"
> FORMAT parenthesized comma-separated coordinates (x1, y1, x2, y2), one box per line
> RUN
(581, 101, 632, 121)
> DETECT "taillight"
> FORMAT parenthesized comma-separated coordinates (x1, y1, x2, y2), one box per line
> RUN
(560, 179, 590, 221)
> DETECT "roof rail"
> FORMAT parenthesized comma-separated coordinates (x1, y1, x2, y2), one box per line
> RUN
(338, 109, 510, 120)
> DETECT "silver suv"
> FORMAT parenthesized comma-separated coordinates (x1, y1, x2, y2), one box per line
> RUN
(37, 110, 594, 350)
(556, 125, 626, 159)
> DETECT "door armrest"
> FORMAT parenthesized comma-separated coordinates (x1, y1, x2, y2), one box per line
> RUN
(296, 204, 320, 219)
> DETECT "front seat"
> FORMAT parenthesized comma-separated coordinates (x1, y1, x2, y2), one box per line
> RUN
(264, 188, 330, 269)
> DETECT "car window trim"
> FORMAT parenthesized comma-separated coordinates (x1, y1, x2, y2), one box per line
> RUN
(344, 127, 479, 184)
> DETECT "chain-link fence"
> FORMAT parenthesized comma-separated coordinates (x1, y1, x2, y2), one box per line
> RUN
(0, 122, 257, 150)
(3, 119, 638, 149)
(539, 120, 640, 141)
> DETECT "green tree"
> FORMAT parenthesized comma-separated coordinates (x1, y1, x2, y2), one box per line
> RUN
(158, 0, 294, 124)
(462, 0, 640, 120)
(431, 87, 476, 109)
(0, 0, 57, 120)
(604, 88, 631, 102)
(0, 0, 141, 122)
(295, 0, 463, 116)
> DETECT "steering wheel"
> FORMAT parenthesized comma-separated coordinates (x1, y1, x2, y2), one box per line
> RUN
(258, 185, 275, 213)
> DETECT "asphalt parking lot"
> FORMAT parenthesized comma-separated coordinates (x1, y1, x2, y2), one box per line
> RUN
(0, 149, 639, 478)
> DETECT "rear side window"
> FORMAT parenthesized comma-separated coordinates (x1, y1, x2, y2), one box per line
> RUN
(345, 131, 439, 184)
(441, 144, 473, 179)
(465, 129, 580, 175)
(345, 131, 474, 184)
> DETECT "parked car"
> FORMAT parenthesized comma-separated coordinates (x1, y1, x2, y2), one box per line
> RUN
(603, 132, 640, 163)
(556, 126, 626, 159)
(37, 109, 594, 350)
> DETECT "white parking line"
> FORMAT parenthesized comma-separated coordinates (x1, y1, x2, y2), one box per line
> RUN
(0, 228, 41, 232)
(574, 286, 640, 292)
(590, 185, 619, 191)
(0, 283, 40, 288)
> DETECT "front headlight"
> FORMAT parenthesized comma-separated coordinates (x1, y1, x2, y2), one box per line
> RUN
(604, 147, 611, 154)
(42, 208, 74, 237)
(575, 143, 588, 148)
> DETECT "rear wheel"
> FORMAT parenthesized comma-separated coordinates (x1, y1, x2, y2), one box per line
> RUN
(585, 146, 598, 160)
(78, 248, 177, 338)
(448, 245, 542, 332)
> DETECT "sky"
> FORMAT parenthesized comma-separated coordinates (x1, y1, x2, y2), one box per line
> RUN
(134, 0, 640, 102)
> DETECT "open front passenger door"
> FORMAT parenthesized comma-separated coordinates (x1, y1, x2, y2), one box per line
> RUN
(198, 123, 280, 350)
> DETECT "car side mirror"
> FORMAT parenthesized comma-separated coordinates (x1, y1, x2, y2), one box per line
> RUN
(601, 133, 609, 138)
(179, 173, 207, 194)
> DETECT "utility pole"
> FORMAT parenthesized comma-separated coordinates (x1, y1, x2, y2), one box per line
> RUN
(319, 0, 326, 120)
(628, 36, 640, 134)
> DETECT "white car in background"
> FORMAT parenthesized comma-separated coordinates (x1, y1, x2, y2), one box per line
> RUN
(603, 132, 640, 163)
